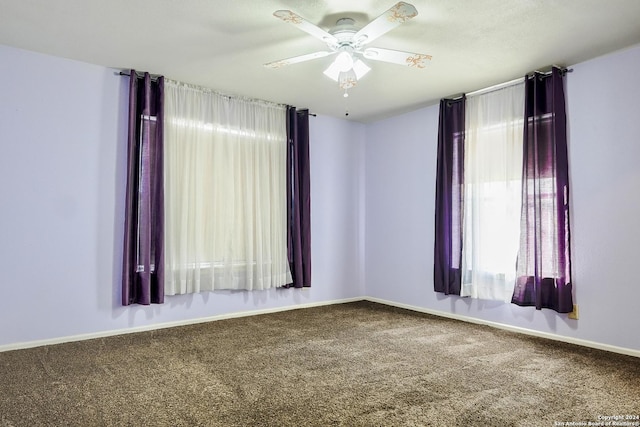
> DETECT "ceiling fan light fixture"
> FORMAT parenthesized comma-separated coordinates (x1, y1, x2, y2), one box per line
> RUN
(339, 69, 357, 90)
(334, 51, 354, 72)
(323, 61, 341, 81)
(352, 59, 371, 79)
(324, 52, 359, 81)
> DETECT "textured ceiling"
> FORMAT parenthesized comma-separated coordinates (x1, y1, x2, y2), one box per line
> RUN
(1, 0, 640, 122)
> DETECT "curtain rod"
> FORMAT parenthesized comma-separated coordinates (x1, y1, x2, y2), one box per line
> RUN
(118, 70, 163, 81)
(118, 70, 316, 116)
(447, 67, 573, 101)
(465, 76, 525, 98)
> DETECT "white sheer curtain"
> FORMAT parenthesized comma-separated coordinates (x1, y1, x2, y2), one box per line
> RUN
(163, 80, 292, 294)
(461, 82, 525, 302)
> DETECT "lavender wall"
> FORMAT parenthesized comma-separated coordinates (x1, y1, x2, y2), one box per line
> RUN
(2, 40, 639, 353)
(0, 44, 364, 348)
(365, 44, 640, 352)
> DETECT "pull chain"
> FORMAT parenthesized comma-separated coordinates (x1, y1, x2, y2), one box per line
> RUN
(344, 89, 349, 117)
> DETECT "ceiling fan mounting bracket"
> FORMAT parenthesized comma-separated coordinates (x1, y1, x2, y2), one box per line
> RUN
(334, 17, 356, 29)
(329, 17, 359, 50)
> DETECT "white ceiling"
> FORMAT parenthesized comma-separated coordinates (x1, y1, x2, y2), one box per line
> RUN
(1, 0, 640, 122)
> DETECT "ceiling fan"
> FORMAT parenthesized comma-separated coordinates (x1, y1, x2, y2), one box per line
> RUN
(265, 2, 432, 97)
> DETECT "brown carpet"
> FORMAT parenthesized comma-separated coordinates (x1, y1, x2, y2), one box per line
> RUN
(1, 301, 639, 426)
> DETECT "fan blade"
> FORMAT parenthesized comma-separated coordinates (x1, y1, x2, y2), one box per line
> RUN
(265, 51, 334, 69)
(353, 2, 418, 47)
(363, 47, 431, 68)
(274, 10, 338, 46)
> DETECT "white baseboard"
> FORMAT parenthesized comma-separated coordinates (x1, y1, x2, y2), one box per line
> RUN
(2, 296, 638, 359)
(0, 297, 362, 353)
(364, 296, 640, 359)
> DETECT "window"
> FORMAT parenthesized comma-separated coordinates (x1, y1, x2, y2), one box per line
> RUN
(460, 82, 525, 302)
(434, 68, 573, 313)
(163, 81, 292, 294)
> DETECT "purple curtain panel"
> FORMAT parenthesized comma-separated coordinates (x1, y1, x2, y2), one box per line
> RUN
(511, 68, 573, 313)
(433, 97, 465, 296)
(285, 107, 312, 288)
(122, 71, 165, 305)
